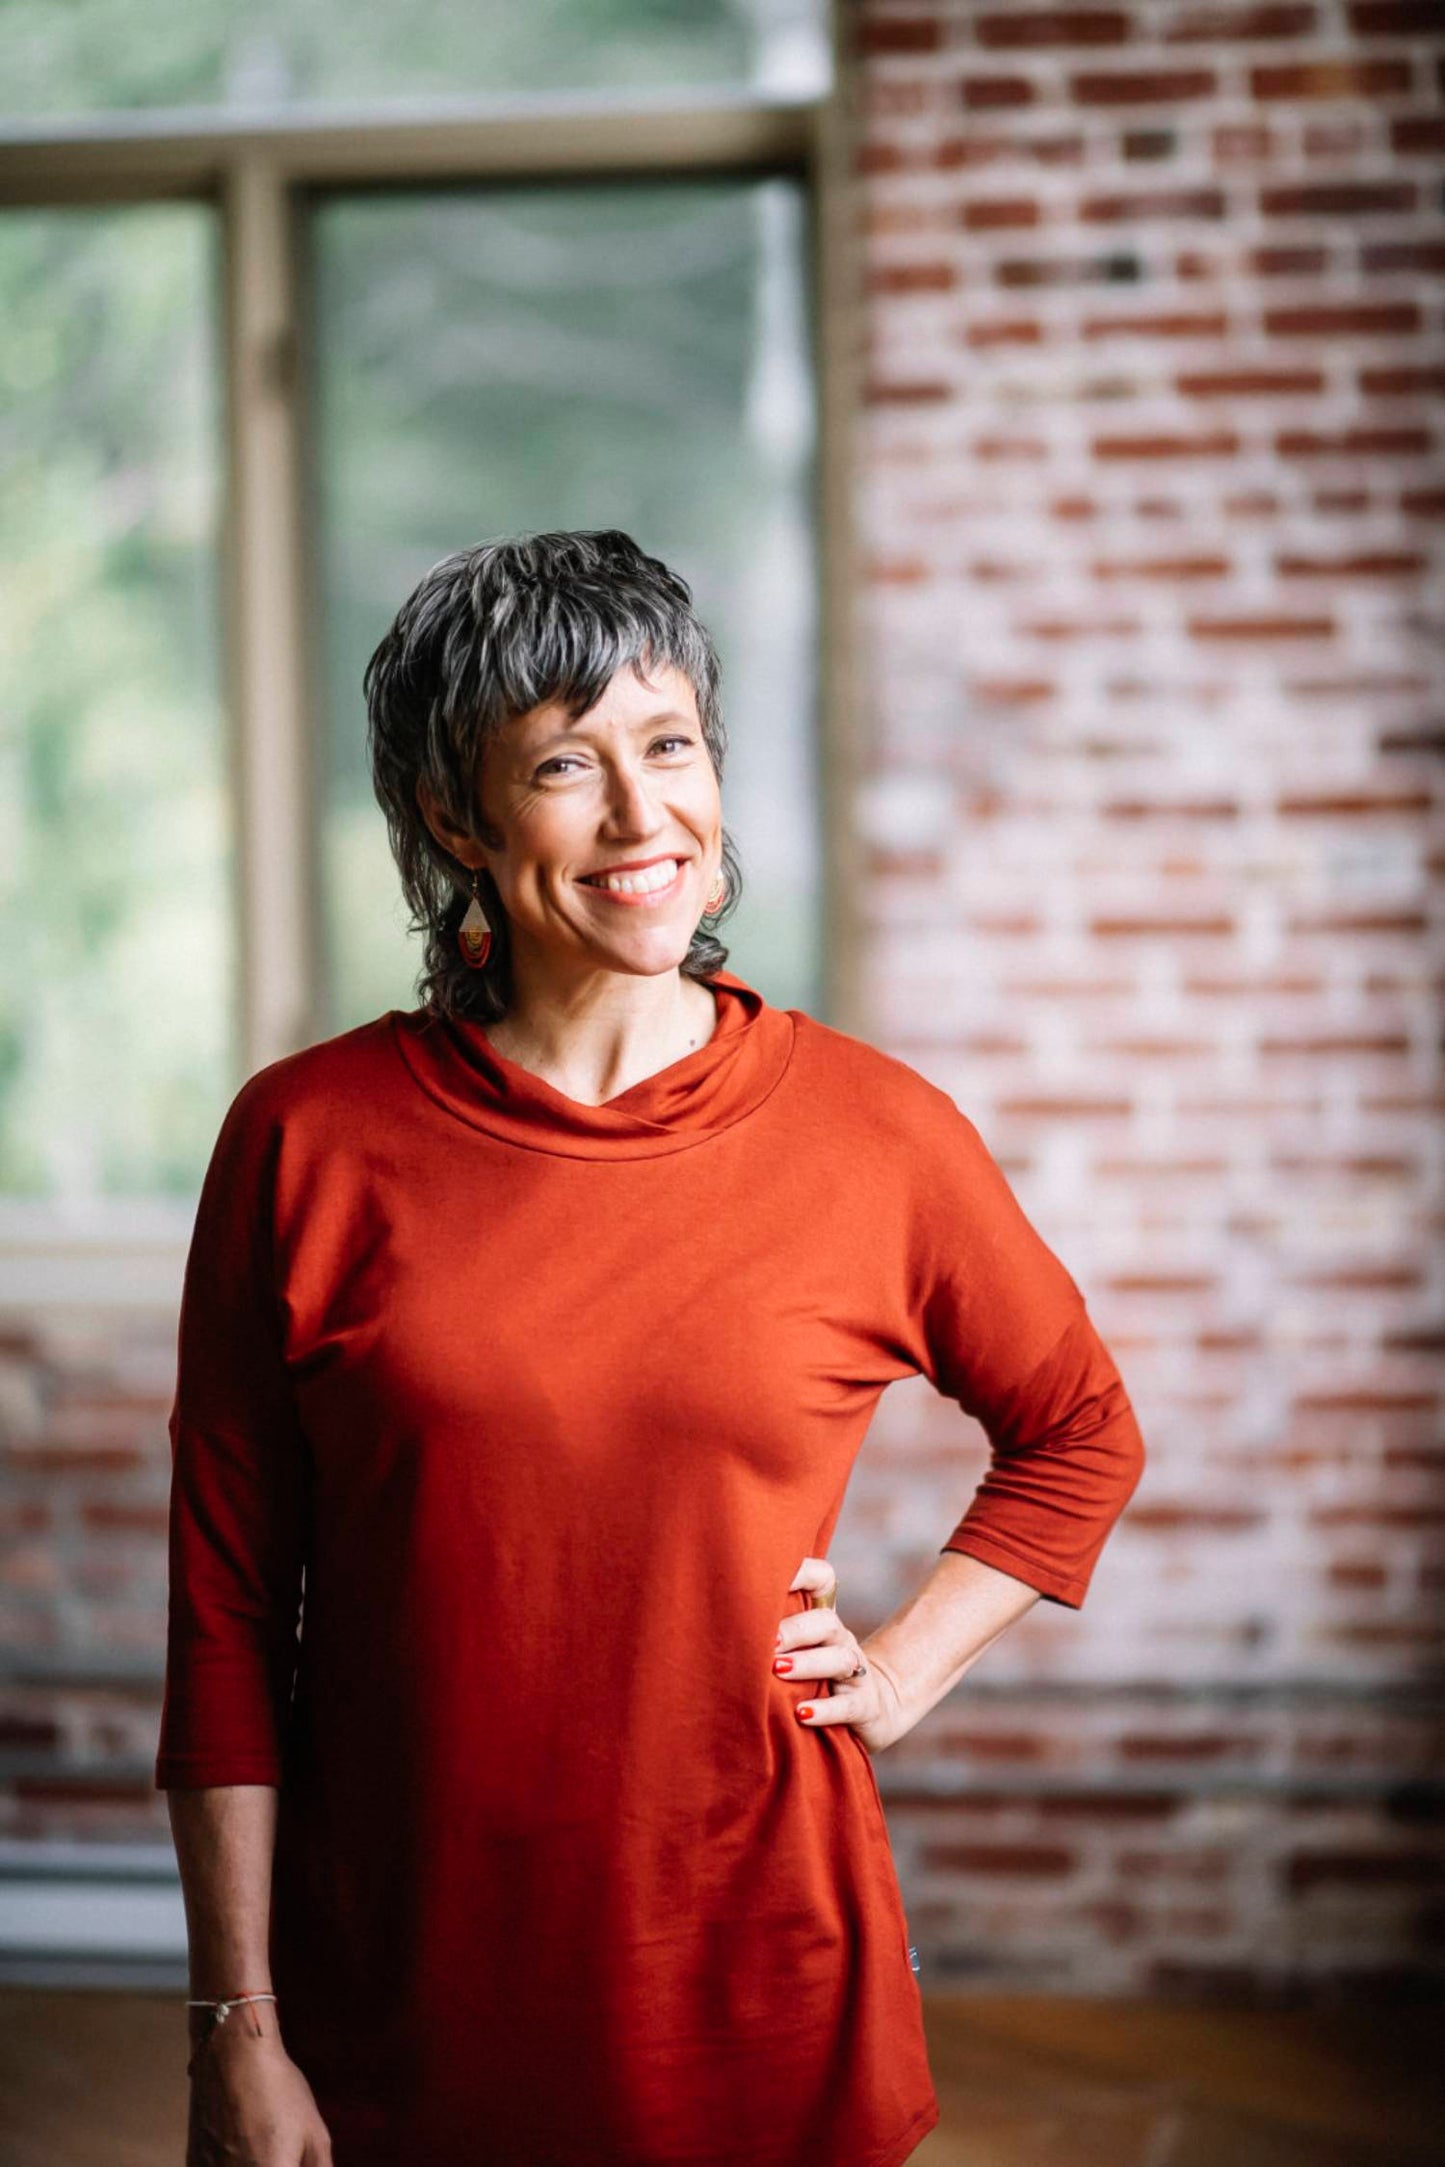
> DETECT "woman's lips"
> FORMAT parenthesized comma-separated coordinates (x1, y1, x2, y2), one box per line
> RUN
(577, 859, 688, 907)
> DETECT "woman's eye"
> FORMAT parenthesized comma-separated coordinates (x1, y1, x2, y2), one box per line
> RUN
(536, 737, 690, 779)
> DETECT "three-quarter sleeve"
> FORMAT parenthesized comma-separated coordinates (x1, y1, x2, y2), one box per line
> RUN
(904, 1088, 1146, 1609)
(154, 1074, 310, 1789)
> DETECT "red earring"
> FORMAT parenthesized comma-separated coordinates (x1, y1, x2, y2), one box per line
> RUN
(458, 869, 493, 969)
(704, 872, 726, 915)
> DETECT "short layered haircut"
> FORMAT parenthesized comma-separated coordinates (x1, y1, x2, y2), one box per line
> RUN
(364, 529, 742, 1021)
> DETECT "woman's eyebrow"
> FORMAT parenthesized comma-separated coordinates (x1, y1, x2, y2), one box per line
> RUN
(529, 709, 695, 751)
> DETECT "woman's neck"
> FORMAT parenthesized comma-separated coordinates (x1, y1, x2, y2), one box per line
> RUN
(482, 971, 719, 1108)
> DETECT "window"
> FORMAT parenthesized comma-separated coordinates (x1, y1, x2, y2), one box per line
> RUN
(0, 12, 842, 1202)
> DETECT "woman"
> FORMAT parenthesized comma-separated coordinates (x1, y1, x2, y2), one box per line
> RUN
(157, 528, 1146, 2167)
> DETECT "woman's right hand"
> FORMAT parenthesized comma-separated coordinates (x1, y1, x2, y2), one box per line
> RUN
(186, 2006, 333, 2166)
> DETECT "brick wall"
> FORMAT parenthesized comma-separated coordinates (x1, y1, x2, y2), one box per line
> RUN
(839, 0, 1445, 1992)
(1, 0, 1442, 1998)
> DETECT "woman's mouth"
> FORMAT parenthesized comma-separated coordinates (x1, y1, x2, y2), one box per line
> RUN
(577, 858, 686, 905)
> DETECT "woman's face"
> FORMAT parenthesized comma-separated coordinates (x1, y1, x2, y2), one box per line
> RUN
(440, 659, 723, 983)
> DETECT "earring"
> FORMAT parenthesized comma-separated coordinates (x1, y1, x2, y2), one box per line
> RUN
(704, 870, 727, 915)
(457, 869, 493, 969)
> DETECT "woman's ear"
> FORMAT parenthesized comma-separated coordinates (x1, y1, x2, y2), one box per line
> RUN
(415, 778, 474, 864)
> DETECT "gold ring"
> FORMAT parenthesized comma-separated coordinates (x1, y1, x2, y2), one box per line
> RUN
(809, 1585, 837, 1610)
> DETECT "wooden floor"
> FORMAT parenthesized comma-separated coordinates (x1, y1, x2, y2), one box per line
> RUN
(0, 1988, 1440, 2165)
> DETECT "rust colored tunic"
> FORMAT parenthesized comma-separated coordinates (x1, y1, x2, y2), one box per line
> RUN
(156, 969, 1145, 2167)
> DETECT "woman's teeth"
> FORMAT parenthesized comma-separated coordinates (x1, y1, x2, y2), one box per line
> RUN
(582, 859, 679, 895)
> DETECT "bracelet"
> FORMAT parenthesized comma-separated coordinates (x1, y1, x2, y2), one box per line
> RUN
(184, 1991, 277, 2075)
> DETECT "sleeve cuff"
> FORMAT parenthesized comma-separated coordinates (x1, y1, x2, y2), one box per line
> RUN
(939, 1527, 1089, 1609)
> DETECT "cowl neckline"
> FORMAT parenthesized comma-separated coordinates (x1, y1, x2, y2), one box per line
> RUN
(389, 969, 796, 1160)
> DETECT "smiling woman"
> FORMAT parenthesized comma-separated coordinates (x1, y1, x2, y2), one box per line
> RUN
(156, 526, 1146, 2167)
(371, 530, 742, 1103)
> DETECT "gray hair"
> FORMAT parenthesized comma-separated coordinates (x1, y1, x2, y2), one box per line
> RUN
(364, 529, 742, 1022)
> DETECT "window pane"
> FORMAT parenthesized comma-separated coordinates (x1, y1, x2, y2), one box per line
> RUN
(0, 206, 228, 1199)
(1, 0, 830, 119)
(311, 179, 819, 1025)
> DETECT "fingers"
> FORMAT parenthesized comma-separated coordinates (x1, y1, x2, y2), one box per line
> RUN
(776, 1553, 871, 1726)
(788, 1554, 838, 1608)
(774, 1645, 862, 1687)
(795, 1649, 873, 1726)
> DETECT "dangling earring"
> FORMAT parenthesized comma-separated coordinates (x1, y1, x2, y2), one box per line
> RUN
(704, 870, 727, 915)
(458, 868, 493, 969)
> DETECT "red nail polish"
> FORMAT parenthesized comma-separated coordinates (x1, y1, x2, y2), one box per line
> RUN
(797, 1704, 814, 1722)
(773, 1657, 793, 1674)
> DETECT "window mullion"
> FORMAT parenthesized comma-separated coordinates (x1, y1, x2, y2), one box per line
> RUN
(221, 156, 321, 1079)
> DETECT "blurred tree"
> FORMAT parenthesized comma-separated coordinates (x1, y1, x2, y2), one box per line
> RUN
(0, 207, 229, 1199)
(0, 0, 802, 118)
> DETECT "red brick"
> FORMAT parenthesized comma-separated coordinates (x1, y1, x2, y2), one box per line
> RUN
(867, 262, 958, 293)
(1177, 367, 1323, 396)
(1081, 187, 1227, 222)
(1261, 181, 1416, 218)
(857, 140, 908, 176)
(1277, 425, 1433, 458)
(1189, 615, 1336, 639)
(935, 130, 1086, 167)
(968, 677, 1056, 705)
(858, 17, 943, 55)
(922, 1843, 1077, 1876)
(1084, 309, 1228, 339)
(1287, 1850, 1445, 1893)
(1166, 3, 1317, 36)
(1249, 245, 1329, 277)
(1363, 366, 1445, 397)
(1391, 114, 1445, 155)
(80, 1502, 173, 1535)
(1071, 68, 1217, 105)
(1128, 1503, 1264, 1529)
(964, 317, 1046, 347)
(1265, 301, 1422, 337)
(863, 377, 952, 403)
(1362, 237, 1445, 274)
(961, 198, 1041, 230)
(975, 9, 1131, 47)
(1347, 0, 1445, 30)
(1276, 552, 1427, 580)
(1088, 913, 1236, 935)
(1118, 1733, 1256, 1762)
(995, 1092, 1131, 1119)
(959, 76, 1036, 110)
(1093, 429, 1239, 458)
(1101, 793, 1239, 813)
(972, 431, 1050, 460)
(1092, 555, 1231, 580)
(1252, 58, 1415, 101)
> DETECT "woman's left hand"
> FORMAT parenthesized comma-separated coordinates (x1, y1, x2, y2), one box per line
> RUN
(774, 1555, 911, 1756)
